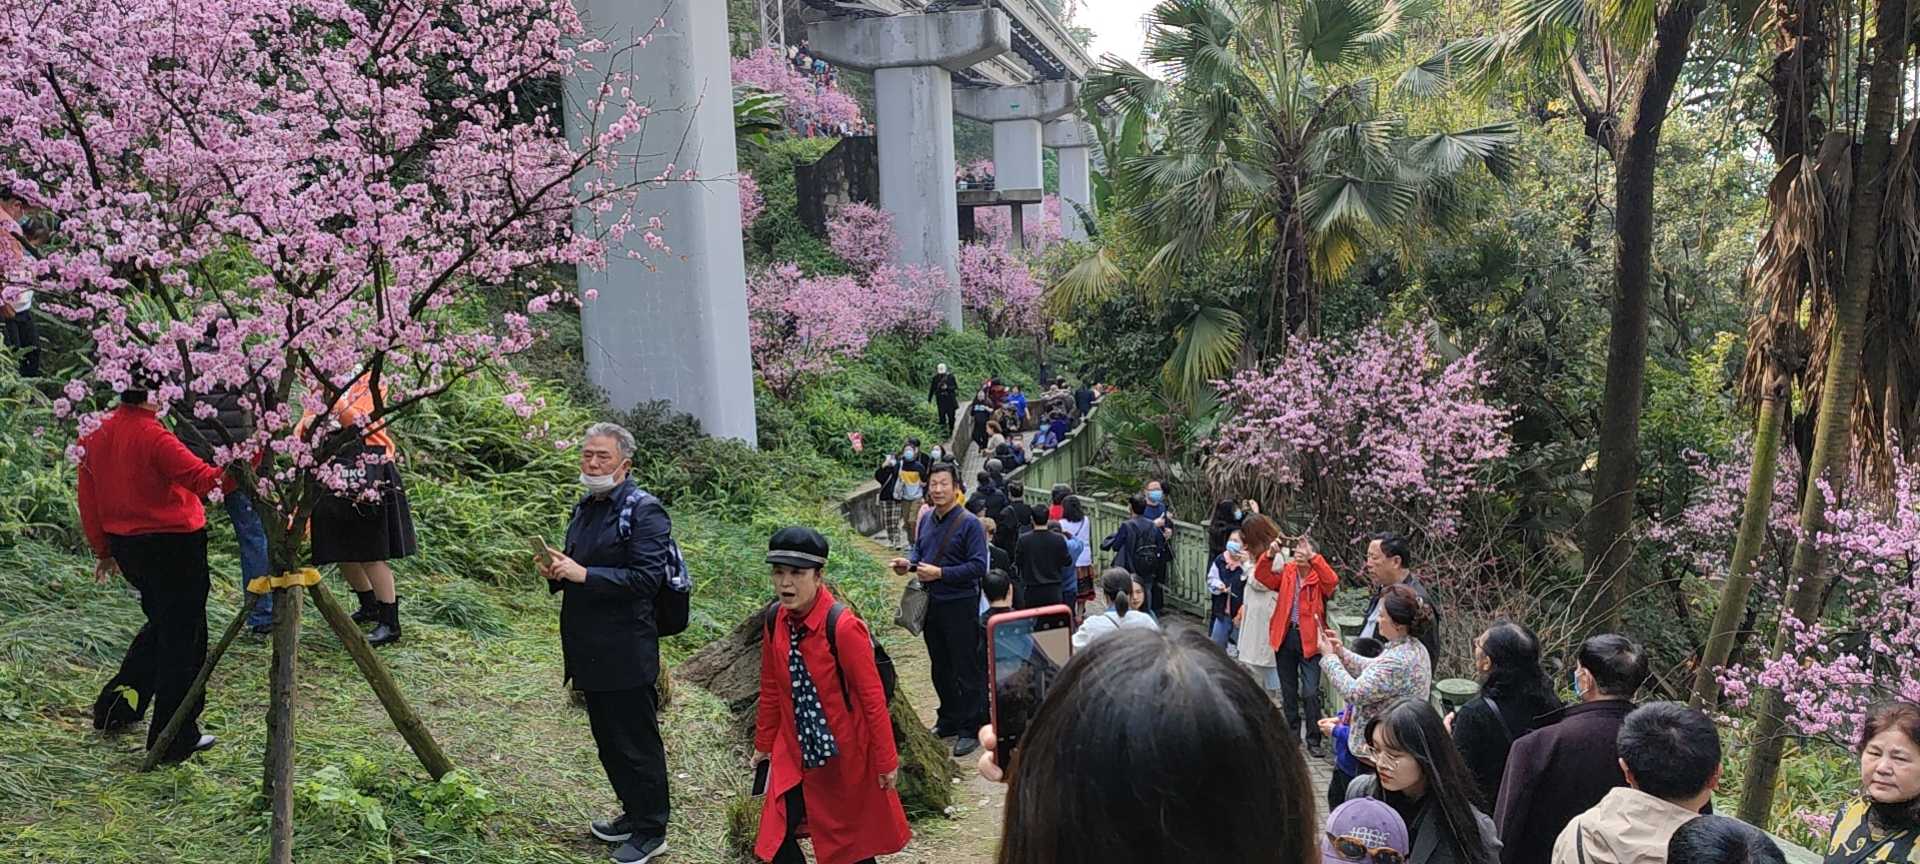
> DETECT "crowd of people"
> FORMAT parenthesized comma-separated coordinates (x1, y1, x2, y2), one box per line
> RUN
(783, 40, 872, 139)
(60, 346, 1920, 864)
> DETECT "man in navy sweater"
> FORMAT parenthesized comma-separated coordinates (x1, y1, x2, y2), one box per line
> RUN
(890, 462, 991, 758)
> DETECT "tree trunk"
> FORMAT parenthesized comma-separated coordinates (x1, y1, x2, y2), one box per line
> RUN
(265, 586, 302, 864)
(1580, 0, 1709, 629)
(1690, 381, 1787, 709)
(1736, 0, 1911, 827)
(1689, 0, 1825, 711)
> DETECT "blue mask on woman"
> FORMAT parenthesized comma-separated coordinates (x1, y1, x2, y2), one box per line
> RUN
(1147, 489, 1164, 505)
(1233, 509, 1243, 520)
(1225, 540, 1243, 554)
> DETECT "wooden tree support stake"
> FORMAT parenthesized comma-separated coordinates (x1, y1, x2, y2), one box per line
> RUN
(308, 582, 454, 779)
(265, 586, 301, 864)
(141, 594, 261, 772)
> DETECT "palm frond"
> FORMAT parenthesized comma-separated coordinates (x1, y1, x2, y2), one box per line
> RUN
(1301, 174, 1419, 236)
(1085, 56, 1169, 119)
(1397, 44, 1458, 96)
(1163, 306, 1247, 397)
(1297, 0, 1385, 65)
(1047, 247, 1127, 316)
(1402, 122, 1521, 181)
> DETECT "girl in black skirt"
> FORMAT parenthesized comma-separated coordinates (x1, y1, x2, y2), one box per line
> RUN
(308, 376, 417, 645)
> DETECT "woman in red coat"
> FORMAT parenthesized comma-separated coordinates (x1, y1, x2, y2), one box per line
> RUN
(1255, 535, 1340, 757)
(753, 527, 911, 864)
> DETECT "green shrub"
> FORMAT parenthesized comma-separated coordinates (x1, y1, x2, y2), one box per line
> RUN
(746, 137, 842, 273)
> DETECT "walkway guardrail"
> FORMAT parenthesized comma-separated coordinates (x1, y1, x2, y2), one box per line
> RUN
(1009, 404, 1212, 618)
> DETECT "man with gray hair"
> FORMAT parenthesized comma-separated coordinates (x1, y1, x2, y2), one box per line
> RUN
(540, 421, 682, 864)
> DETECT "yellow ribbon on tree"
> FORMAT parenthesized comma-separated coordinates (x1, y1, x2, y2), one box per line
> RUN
(246, 567, 323, 595)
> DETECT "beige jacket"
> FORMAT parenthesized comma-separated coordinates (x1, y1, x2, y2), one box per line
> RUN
(1550, 786, 1702, 864)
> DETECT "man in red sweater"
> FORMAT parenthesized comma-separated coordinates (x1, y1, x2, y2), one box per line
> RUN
(77, 374, 229, 762)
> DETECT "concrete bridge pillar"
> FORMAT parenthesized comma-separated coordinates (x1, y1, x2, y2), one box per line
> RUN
(955, 82, 1080, 249)
(566, 0, 757, 442)
(810, 11, 1012, 329)
(1045, 117, 1096, 242)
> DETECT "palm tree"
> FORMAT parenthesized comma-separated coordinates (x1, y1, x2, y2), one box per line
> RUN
(1063, 0, 1515, 396)
(1734, 0, 1913, 826)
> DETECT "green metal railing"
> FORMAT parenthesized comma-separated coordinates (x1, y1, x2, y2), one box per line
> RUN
(1009, 405, 1212, 618)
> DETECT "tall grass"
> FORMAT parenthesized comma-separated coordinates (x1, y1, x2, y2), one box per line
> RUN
(0, 356, 900, 863)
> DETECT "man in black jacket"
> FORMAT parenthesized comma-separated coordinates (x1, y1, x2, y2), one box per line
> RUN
(176, 384, 274, 633)
(1494, 633, 1648, 864)
(928, 363, 959, 431)
(992, 481, 1031, 555)
(1103, 494, 1169, 615)
(1357, 532, 1442, 662)
(1012, 507, 1071, 610)
(542, 422, 675, 864)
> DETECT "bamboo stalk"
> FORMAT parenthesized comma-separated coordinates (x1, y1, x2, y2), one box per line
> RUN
(266, 586, 301, 864)
(141, 596, 259, 772)
(308, 582, 454, 779)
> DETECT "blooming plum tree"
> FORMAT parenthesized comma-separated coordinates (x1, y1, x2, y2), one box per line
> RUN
(739, 172, 765, 230)
(958, 242, 1044, 338)
(1210, 324, 1512, 540)
(729, 46, 862, 136)
(0, 0, 667, 575)
(749, 204, 941, 394)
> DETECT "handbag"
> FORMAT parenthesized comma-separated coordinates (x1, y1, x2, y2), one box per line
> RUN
(895, 508, 971, 635)
(895, 579, 931, 635)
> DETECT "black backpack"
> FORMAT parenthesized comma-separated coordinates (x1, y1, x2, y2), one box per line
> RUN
(613, 488, 693, 637)
(764, 601, 898, 709)
(1129, 520, 1168, 578)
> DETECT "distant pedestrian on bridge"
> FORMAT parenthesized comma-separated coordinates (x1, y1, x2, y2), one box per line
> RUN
(928, 363, 958, 431)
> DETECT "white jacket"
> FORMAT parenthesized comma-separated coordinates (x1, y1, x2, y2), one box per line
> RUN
(1072, 608, 1159, 650)
(1237, 552, 1279, 668)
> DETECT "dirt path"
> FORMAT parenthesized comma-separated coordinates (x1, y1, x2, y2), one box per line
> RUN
(853, 533, 1006, 864)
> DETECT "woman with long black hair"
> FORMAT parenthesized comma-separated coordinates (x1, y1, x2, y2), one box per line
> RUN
(1348, 698, 1501, 864)
(1447, 621, 1563, 805)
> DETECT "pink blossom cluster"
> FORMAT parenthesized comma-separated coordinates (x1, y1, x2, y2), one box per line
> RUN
(974, 194, 1068, 249)
(738, 173, 765, 230)
(748, 205, 943, 393)
(1701, 458, 1920, 746)
(957, 242, 1045, 337)
(1, 0, 657, 539)
(1644, 443, 1803, 583)
(729, 46, 862, 134)
(1209, 325, 1513, 538)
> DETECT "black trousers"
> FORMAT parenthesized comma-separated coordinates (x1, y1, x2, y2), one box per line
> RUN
(1274, 625, 1324, 745)
(771, 785, 877, 864)
(936, 398, 957, 431)
(102, 531, 211, 761)
(923, 597, 986, 734)
(3, 308, 40, 377)
(583, 684, 670, 839)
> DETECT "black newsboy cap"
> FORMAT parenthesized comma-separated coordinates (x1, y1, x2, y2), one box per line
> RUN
(767, 526, 830, 569)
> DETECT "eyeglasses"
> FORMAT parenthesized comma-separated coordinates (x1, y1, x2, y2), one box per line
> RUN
(1327, 833, 1405, 864)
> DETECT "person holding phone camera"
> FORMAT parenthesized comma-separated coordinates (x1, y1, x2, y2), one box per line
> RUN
(544, 423, 676, 864)
(754, 527, 910, 864)
(890, 462, 991, 758)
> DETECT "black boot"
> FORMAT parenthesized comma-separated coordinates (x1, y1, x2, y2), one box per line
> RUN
(350, 589, 378, 625)
(368, 599, 401, 646)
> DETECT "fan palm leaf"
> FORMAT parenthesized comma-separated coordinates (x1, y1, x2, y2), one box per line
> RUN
(1163, 305, 1247, 397)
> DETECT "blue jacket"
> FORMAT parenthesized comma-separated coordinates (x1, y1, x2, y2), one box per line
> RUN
(910, 505, 991, 604)
(553, 479, 671, 691)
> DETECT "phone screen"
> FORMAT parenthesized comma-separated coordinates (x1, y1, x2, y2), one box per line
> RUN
(988, 607, 1074, 754)
(751, 759, 771, 797)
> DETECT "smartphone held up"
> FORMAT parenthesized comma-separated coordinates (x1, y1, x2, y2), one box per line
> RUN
(986, 605, 1074, 760)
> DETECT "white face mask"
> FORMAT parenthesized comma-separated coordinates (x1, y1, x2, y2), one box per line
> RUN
(580, 471, 620, 494)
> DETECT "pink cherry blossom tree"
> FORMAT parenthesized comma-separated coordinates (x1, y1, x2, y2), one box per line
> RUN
(974, 194, 1068, 249)
(749, 204, 941, 394)
(958, 242, 1045, 338)
(0, 0, 662, 575)
(1209, 324, 1512, 540)
(739, 172, 765, 230)
(729, 46, 862, 136)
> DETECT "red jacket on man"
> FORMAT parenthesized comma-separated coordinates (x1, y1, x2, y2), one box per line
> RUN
(753, 585, 910, 864)
(1255, 553, 1339, 658)
(76, 405, 227, 559)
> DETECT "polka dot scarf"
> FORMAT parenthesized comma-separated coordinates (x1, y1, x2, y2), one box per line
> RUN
(787, 615, 841, 769)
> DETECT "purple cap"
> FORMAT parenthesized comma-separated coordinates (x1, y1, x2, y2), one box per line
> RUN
(1322, 799, 1411, 864)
